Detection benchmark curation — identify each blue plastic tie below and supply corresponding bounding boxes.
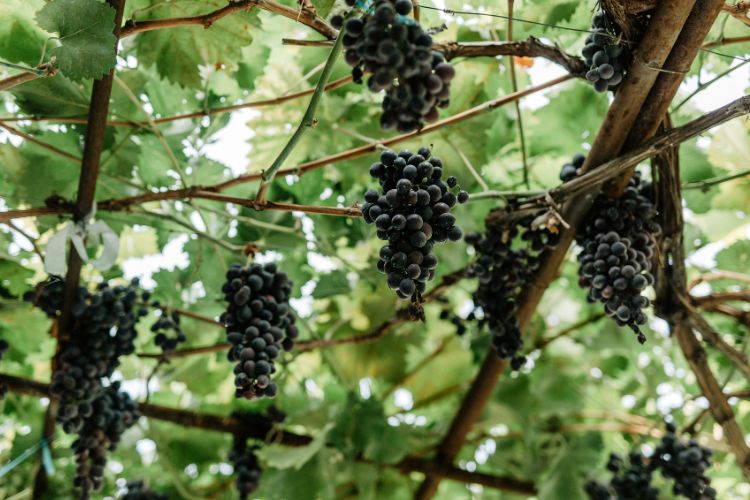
[0,440,44,477]
[41,438,55,475]
[0,436,56,478]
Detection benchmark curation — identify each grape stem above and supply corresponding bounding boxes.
[254,22,348,204]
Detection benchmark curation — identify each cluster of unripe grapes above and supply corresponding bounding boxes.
[586,423,716,499]
[465,213,560,369]
[332,0,455,131]
[0,339,7,399]
[27,278,145,497]
[122,480,168,499]
[569,159,660,343]
[363,147,468,302]
[73,383,140,498]
[583,11,627,92]
[220,263,297,399]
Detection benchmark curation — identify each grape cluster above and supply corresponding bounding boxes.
[149,307,186,354]
[28,279,145,433]
[652,423,716,499]
[582,11,627,92]
[229,438,262,499]
[220,263,297,399]
[573,166,660,343]
[465,214,560,369]
[363,147,468,302]
[585,453,656,500]
[333,0,455,132]
[586,423,716,500]
[72,383,140,498]
[121,480,168,500]
[0,339,8,400]
[27,278,146,497]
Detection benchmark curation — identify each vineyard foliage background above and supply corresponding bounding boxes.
[1,0,750,498]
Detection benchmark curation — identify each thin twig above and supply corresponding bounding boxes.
[0,63,55,92]
[504,0,530,188]
[0,75,355,127]
[121,0,337,39]
[255,24,347,203]
[689,270,750,289]
[2,221,44,259]
[682,166,750,191]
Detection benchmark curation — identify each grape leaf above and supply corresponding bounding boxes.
[35,0,117,81]
[0,0,47,64]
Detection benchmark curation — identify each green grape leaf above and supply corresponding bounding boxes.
[35,0,117,81]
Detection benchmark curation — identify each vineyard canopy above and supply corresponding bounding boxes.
[1,0,750,499]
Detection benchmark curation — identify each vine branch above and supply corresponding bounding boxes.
[255,25,347,203]
[0,372,534,494]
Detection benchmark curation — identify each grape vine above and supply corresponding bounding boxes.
[220,263,297,399]
[332,0,455,132]
[363,146,468,306]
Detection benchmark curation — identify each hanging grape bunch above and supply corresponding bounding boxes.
[585,423,716,500]
[331,0,455,132]
[26,278,146,497]
[362,146,468,304]
[147,302,186,354]
[586,452,658,500]
[0,339,8,400]
[27,279,146,434]
[73,383,140,498]
[220,263,297,399]
[582,10,628,92]
[465,211,561,369]
[570,158,660,343]
[122,480,168,500]
[229,438,262,500]
[651,423,716,499]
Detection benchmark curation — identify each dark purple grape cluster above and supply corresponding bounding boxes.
[229,438,262,499]
[573,164,660,343]
[72,383,140,499]
[363,147,468,301]
[220,263,297,399]
[0,339,8,399]
[26,278,146,496]
[332,0,455,132]
[465,213,560,369]
[27,279,145,433]
[149,307,186,354]
[464,184,574,364]
[122,480,168,500]
[652,423,716,499]
[582,11,627,92]
[586,423,716,500]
